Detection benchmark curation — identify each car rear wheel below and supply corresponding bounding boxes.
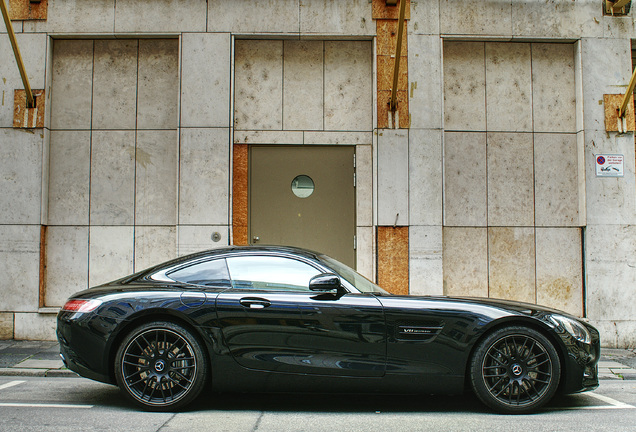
[114,321,209,411]
[470,326,560,414]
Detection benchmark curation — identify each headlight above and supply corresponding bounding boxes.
[548,315,591,344]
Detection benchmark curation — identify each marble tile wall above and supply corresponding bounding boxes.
[134,226,177,272]
[3,0,635,344]
[49,40,93,130]
[92,40,138,130]
[327,41,374,131]
[487,133,535,227]
[44,226,89,307]
[232,38,373,275]
[378,130,409,226]
[178,128,230,226]
[442,41,486,131]
[137,40,179,130]
[114,0,207,33]
[0,33,46,128]
[234,40,372,132]
[442,40,584,314]
[135,130,178,226]
[0,225,41,312]
[535,228,583,317]
[0,130,44,225]
[181,33,231,128]
[442,227,488,298]
[283,41,324,131]
[43,39,182,306]
[440,0,512,37]
[88,226,134,287]
[234,40,283,131]
[409,226,443,295]
[443,132,487,227]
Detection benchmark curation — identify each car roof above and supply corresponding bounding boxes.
[118,245,324,284]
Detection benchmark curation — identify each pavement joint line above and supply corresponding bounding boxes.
[0,380,25,391]
[0,402,93,409]
[587,392,636,409]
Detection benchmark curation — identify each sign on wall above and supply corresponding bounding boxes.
[595,154,624,177]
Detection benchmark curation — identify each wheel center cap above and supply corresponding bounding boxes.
[154,360,166,373]
[511,364,523,376]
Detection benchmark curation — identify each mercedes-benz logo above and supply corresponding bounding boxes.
[154,360,165,372]
[511,364,523,376]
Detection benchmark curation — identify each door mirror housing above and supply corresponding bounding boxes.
[309,273,342,292]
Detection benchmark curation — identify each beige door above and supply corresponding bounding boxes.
[249,146,356,267]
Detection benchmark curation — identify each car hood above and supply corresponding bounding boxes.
[377,293,574,320]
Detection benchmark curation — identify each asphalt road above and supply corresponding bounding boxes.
[0,377,635,431]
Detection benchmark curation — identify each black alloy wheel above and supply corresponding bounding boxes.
[114,321,209,411]
[470,326,561,414]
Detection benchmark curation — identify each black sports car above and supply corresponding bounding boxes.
[57,246,599,414]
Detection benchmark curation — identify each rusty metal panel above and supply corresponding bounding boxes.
[8,0,47,20]
[13,89,44,128]
[232,144,249,246]
[377,226,409,295]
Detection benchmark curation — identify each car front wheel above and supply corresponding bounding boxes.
[470,326,561,414]
[114,321,209,411]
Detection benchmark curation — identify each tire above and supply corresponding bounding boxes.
[470,326,561,414]
[114,321,209,411]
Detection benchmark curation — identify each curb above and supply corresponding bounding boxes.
[0,368,78,378]
[0,367,632,380]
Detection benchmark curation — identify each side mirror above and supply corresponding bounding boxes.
[309,273,341,292]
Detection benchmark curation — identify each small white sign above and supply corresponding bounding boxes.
[595,154,624,177]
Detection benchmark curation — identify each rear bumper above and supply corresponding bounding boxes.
[56,310,118,385]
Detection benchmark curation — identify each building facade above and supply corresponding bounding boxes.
[0,0,635,347]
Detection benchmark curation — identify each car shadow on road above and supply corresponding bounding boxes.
[80,382,600,414]
[189,391,488,414]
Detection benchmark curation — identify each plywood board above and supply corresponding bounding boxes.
[604,94,636,132]
[372,0,410,20]
[13,89,45,128]
[8,0,47,20]
[232,144,249,245]
[377,226,409,295]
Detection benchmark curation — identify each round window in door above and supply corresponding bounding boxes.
[291,175,314,198]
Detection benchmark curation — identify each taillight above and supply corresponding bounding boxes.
[61,299,102,313]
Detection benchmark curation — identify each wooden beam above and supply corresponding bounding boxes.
[389,0,407,114]
[619,66,636,118]
[0,0,35,108]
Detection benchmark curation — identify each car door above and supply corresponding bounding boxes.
[215,254,386,377]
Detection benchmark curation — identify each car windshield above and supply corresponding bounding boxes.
[318,254,389,294]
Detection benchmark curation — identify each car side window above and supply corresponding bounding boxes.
[167,258,231,287]
[225,256,321,292]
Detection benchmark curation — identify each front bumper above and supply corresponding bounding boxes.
[558,324,600,394]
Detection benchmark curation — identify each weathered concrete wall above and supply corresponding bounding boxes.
[0,1,634,347]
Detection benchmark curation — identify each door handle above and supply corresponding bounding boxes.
[239,298,271,309]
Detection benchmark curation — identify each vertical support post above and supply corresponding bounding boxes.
[0,0,35,108]
[619,66,636,118]
[389,0,407,116]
